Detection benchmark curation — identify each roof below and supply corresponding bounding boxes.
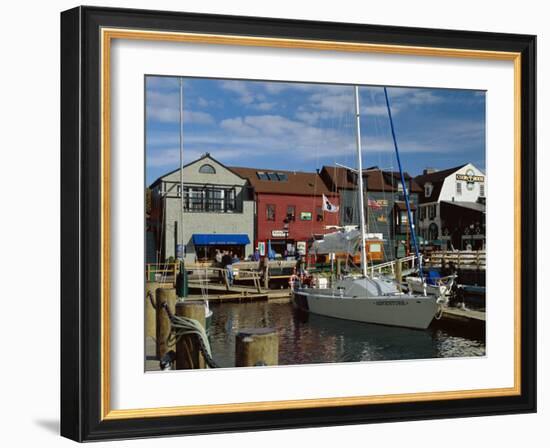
[440,200,486,213]
[230,167,333,196]
[149,153,247,188]
[414,164,467,203]
[320,166,421,193]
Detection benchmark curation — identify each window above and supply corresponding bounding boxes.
[266,204,276,221]
[256,171,289,181]
[344,207,353,224]
[199,164,216,174]
[276,172,289,181]
[456,181,462,194]
[419,206,425,220]
[428,204,436,219]
[286,205,296,221]
[480,183,485,197]
[183,186,237,213]
[316,207,324,222]
[425,183,433,198]
[428,223,439,240]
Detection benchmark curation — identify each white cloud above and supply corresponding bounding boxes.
[146,106,214,124]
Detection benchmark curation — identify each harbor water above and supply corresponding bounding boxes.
[208,301,486,368]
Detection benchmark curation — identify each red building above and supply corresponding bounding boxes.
[231,167,340,257]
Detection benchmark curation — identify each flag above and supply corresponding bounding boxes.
[368,198,382,210]
[322,194,339,213]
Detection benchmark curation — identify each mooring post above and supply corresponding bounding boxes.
[235,328,279,367]
[145,281,160,341]
[263,263,270,290]
[156,287,177,359]
[175,301,206,369]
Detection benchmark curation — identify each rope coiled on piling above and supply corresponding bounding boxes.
[162,302,220,369]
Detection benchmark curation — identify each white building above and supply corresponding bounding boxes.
[415,163,486,250]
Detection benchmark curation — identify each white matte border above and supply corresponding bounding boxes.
[110,37,515,410]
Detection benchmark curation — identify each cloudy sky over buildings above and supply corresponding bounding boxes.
[145,76,486,185]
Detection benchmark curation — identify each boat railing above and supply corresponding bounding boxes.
[368,254,420,277]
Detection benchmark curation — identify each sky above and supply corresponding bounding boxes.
[145,76,486,186]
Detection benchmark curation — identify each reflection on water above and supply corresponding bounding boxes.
[209,301,485,368]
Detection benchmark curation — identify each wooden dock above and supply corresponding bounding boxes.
[442,306,485,322]
[188,281,292,302]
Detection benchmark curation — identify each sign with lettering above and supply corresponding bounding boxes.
[456,170,484,183]
[272,230,288,238]
[300,212,312,221]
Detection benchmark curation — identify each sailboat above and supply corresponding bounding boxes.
[292,86,438,330]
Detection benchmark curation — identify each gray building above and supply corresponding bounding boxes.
[320,166,421,259]
[148,154,255,263]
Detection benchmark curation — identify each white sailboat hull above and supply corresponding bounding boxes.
[293,288,438,330]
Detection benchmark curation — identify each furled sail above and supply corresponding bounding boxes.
[311,229,361,255]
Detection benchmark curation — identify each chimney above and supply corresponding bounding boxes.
[423,167,438,175]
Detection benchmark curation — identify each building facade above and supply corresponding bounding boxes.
[231,167,340,258]
[320,166,421,259]
[149,154,255,263]
[414,163,486,250]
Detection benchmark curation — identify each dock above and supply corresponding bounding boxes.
[436,306,485,333]
[188,281,292,302]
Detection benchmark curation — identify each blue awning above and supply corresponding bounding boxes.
[192,234,250,246]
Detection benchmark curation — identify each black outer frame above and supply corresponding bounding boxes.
[60,6,536,442]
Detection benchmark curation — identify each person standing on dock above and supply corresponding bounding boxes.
[215,249,222,266]
[221,251,234,286]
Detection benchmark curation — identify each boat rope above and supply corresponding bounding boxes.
[434,303,444,320]
[146,290,156,309]
[162,303,219,369]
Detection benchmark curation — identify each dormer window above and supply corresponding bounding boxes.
[425,182,433,198]
[199,164,216,174]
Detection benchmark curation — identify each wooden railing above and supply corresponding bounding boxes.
[423,250,486,270]
[145,263,178,282]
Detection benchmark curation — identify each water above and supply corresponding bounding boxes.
[208,301,485,368]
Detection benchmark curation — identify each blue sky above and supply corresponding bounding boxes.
[145,76,485,186]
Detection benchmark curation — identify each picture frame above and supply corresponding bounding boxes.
[60,5,536,441]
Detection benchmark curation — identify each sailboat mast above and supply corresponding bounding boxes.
[383,87,424,281]
[179,78,184,259]
[354,86,368,278]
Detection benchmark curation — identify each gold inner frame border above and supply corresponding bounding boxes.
[99,27,522,421]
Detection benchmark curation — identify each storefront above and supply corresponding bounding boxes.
[191,233,251,261]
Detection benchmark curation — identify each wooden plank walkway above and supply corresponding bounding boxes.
[441,306,485,323]
[188,289,292,302]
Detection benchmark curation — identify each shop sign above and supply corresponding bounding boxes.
[272,230,288,238]
[300,212,312,221]
[456,169,484,183]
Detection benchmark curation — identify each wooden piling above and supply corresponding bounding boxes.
[175,301,206,369]
[155,287,176,359]
[235,328,279,367]
[145,281,160,340]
